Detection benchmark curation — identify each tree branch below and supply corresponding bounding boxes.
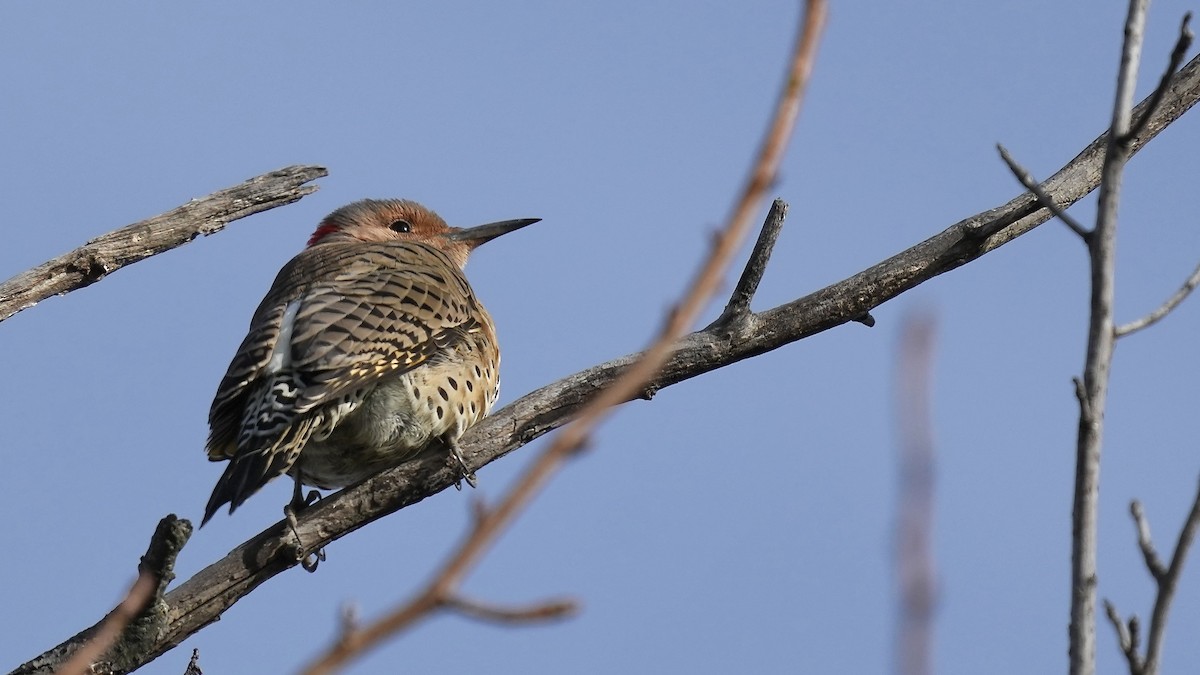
[712,198,788,325]
[996,144,1092,240]
[1132,500,1168,581]
[12,40,1200,675]
[1124,13,1194,143]
[1105,480,1200,675]
[0,165,327,324]
[1104,599,1143,674]
[1069,2,1150,673]
[442,595,579,626]
[1114,257,1200,337]
[1143,477,1200,673]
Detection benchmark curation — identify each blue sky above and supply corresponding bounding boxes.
[3,3,1200,674]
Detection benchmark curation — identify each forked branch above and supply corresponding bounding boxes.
[1105,478,1200,675]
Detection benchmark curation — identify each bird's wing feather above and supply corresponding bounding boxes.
[206,242,480,461]
[287,246,480,411]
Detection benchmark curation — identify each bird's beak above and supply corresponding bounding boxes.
[445,217,541,246]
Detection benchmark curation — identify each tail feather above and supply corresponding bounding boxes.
[201,415,318,526]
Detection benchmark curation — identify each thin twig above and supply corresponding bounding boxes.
[183,650,202,675]
[1124,13,1195,143]
[1103,600,1143,674]
[443,595,579,625]
[712,198,789,325]
[1114,257,1200,337]
[0,165,326,324]
[894,312,938,675]
[996,144,1092,240]
[1069,2,1149,673]
[1132,500,1167,580]
[18,44,1200,675]
[299,3,828,673]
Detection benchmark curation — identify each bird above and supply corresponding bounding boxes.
[201,198,538,526]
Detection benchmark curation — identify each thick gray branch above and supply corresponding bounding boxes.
[13,51,1200,675]
[0,165,327,323]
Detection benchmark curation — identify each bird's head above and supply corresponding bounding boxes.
[307,199,539,268]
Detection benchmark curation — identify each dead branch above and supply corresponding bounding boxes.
[1104,599,1142,673]
[1114,257,1200,337]
[12,36,1200,675]
[1141,478,1200,674]
[182,651,202,675]
[996,145,1091,240]
[1064,4,1191,673]
[1124,13,1194,143]
[713,198,788,324]
[1066,0,1146,657]
[0,165,326,324]
[1106,478,1200,675]
[1132,501,1169,581]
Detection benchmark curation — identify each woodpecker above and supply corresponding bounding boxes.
[202,199,538,525]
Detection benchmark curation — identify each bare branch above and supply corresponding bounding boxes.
[1132,500,1168,581]
[712,198,788,325]
[1142,475,1200,673]
[1111,479,1200,675]
[894,312,938,675]
[15,44,1200,675]
[1103,600,1143,674]
[1110,14,1198,342]
[1114,257,1200,337]
[298,4,830,672]
[0,165,326,324]
[443,595,579,625]
[1124,13,1194,143]
[182,650,201,675]
[1069,1,1150,672]
[996,144,1092,240]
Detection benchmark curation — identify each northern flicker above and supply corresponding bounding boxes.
[202,199,537,525]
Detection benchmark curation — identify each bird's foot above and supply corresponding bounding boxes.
[291,488,323,512]
[290,475,323,513]
[449,441,478,490]
[284,502,327,573]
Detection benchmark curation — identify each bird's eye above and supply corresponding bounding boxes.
[389,219,413,233]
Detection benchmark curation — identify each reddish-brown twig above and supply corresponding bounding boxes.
[894,312,938,675]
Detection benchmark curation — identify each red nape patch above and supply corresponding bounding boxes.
[307,222,340,247]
